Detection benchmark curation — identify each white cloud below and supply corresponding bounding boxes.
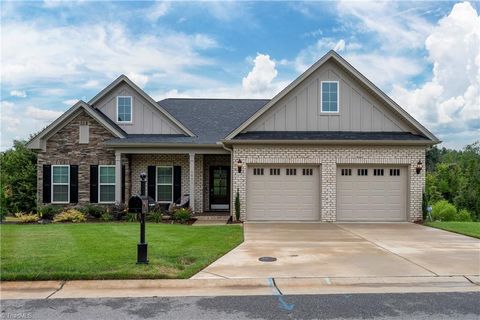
[333,39,345,52]
[10,90,27,98]
[25,106,63,121]
[392,2,480,139]
[242,54,279,97]
[1,21,216,87]
[0,101,21,133]
[43,0,86,8]
[294,38,347,72]
[82,80,101,89]
[63,99,79,106]
[126,72,149,88]
[146,1,170,21]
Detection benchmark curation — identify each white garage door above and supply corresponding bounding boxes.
[337,166,407,221]
[247,166,320,221]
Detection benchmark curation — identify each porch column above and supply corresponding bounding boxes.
[115,151,122,204]
[189,152,195,212]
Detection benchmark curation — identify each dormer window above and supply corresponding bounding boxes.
[117,96,132,123]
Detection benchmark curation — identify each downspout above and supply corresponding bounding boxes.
[221,142,234,220]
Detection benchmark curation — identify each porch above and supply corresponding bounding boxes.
[113,149,232,215]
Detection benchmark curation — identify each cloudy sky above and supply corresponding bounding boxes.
[1,1,479,150]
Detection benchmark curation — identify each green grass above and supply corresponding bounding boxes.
[0,223,243,281]
[425,221,480,239]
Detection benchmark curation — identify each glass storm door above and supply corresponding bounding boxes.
[209,166,230,210]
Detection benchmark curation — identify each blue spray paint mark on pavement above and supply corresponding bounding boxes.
[268,278,295,311]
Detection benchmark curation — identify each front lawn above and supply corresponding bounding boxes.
[425,221,480,239]
[0,223,243,281]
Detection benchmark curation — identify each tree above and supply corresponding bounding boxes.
[0,140,37,214]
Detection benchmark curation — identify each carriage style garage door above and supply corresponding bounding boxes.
[247,166,320,221]
[337,165,407,221]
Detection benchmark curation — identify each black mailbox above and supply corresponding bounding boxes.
[128,195,144,214]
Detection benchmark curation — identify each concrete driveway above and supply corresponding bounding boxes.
[192,223,480,279]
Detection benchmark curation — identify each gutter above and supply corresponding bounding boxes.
[221,139,438,146]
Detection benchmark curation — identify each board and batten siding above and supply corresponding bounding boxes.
[92,82,184,135]
[246,60,417,133]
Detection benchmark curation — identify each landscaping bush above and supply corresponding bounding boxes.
[108,203,127,221]
[37,205,61,220]
[235,189,241,221]
[53,209,87,223]
[125,212,138,222]
[15,212,39,223]
[0,210,5,222]
[173,208,192,224]
[101,212,112,222]
[456,209,473,222]
[431,200,457,221]
[148,209,162,223]
[80,204,105,219]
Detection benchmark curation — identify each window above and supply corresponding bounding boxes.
[117,96,132,122]
[157,166,173,203]
[341,168,352,176]
[286,168,297,176]
[321,81,339,113]
[390,169,401,176]
[374,169,384,176]
[270,168,280,176]
[52,165,69,203]
[99,165,116,203]
[357,169,368,176]
[303,168,313,176]
[253,168,264,175]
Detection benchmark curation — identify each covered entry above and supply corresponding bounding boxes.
[246,165,320,221]
[337,165,407,221]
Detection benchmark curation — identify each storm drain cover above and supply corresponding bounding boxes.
[258,256,277,262]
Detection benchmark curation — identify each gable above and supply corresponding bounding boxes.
[91,82,186,135]
[227,51,439,143]
[246,59,416,133]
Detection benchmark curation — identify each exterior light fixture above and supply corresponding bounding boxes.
[416,161,423,174]
[236,159,243,173]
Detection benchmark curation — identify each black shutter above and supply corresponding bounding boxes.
[70,165,78,203]
[173,166,181,203]
[121,165,126,204]
[147,166,156,199]
[90,165,98,203]
[43,165,51,203]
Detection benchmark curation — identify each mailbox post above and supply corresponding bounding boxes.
[128,172,149,264]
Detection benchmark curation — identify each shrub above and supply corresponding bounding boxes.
[108,204,127,221]
[431,200,457,221]
[148,209,162,223]
[456,209,473,222]
[101,211,112,222]
[37,205,61,220]
[15,212,39,223]
[80,204,105,219]
[53,209,87,223]
[0,210,5,222]
[125,212,138,222]
[173,207,192,224]
[235,189,241,221]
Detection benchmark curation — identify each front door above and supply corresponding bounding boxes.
[209,166,230,210]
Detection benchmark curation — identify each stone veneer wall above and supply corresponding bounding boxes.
[203,155,231,211]
[37,110,130,205]
[130,154,204,213]
[232,144,425,222]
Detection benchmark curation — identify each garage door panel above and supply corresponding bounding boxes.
[247,166,320,221]
[337,165,407,222]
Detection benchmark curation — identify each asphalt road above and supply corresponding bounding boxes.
[1,292,479,320]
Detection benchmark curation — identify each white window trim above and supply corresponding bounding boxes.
[116,96,133,124]
[98,165,116,204]
[320,80,340,113]
[51,164,70,204]
[156,166,173,203]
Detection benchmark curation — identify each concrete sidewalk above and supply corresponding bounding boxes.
[1,276,479,300]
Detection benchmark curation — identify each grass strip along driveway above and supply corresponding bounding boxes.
[0,223,243,281]
[425,222,480,239]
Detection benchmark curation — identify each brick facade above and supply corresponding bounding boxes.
[36,110,130,205]
[130,154,204,213]
[231,144,425,222]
